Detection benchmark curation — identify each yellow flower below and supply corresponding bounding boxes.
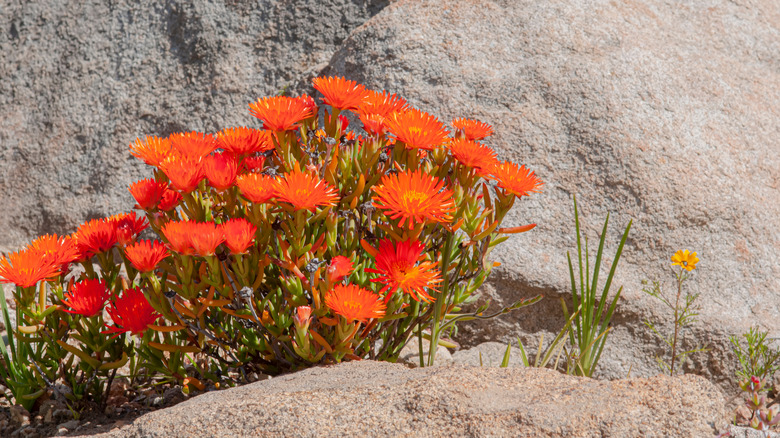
[671,250,698,271]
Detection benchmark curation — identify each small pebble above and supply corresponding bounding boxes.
[58,419,79,430]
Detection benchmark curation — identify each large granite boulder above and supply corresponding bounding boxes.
[323,0,780,385]
[85,360,728,438]
[1,0,778,390]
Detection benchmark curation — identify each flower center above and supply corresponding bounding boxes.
[343,300,361,312]
[401,191,426,211]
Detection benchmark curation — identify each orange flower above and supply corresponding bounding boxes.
[129,136,171,168]
[241,155,267,174]
[372,169,455,228]
[124,240,169,273]
[28,234,80,273]
[452,118,494,141]
[273,168,339,212]
[160,154,205,193]
[217,127,275,156]
[169,131,217,161]
[448,138,499,174]
[161,221,195,255]
[220,218,257,254]
[360,89,408,117]
[104,287,161,337]
[489,161,543,198]
[386,109,450,150]
[249,95,316,132]
[0,249,61,288]
[327,255,354,283]
[325,284,386,323]
[109,212,149,247]
[293,305,312,328]
[359,112,390,137]
[189,222,225,256]
[204,152,239,191]
[75,218,117,257]
[129,179,169,210]
[236,173,277,204]
[62,279,110,317]
[366,239,441,303]
[312,76,368,111]
[158,188,182,211]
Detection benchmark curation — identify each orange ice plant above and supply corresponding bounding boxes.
[386,109,450,150]
[204,152,239,191]
[490,161,543,198]
[160,154,205,193]
[452,118,494,141]
[169,131,217,161]
[161,221,196,255]
[129,136,171,168]
[325,284,386,323]
[103,287,161,337]
[189,222,225,256]
[273,167,339,212]
[327,255,354,283]
[313,76,368,111]
[0,248,61,289]
[75,218,117,257]
[129,179,169,210]
[249,95,316,132]
[124,240,169,273]
[366,239,441,303]
[236,173,277,204]
[372,169,455,229]
[221,218,257,254]
[217,127,274,156]
[61,279,110,317]
[28,234,80,273]
[447,138,499,175]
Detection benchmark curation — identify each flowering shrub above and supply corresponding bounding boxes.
[0,77,543,408]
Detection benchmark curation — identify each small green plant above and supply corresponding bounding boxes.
[739,376,780,432]
[513,302,579,370]
[0,287,48,411]
[730,327,780,382]
[643,249,709,375]
[562,195,632,377]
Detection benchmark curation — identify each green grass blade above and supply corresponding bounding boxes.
[516,337,530,367]
[565,254,580,347]
[596,219,632,320]
[596,286,623,346]
[583,235,592,345]
[501,343,511,368]
[573,195,585,324]
[589,212,610,319]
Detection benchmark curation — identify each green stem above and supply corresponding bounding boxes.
[427,232,454,366]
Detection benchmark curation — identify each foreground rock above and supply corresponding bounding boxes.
[86,360,726,438]
[324,0,780,385]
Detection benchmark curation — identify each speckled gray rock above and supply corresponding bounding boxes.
[728,426,780,438]
[84,360,727,438]
[452,341,525,368]
[323,0,780,387]
[0,0,388,252]
[2,0,778,395]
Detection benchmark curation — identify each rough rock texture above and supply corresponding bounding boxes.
[0,0,388,252]
[323,0,780,385]
[1,0,778,393]
[84,360,727,438]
